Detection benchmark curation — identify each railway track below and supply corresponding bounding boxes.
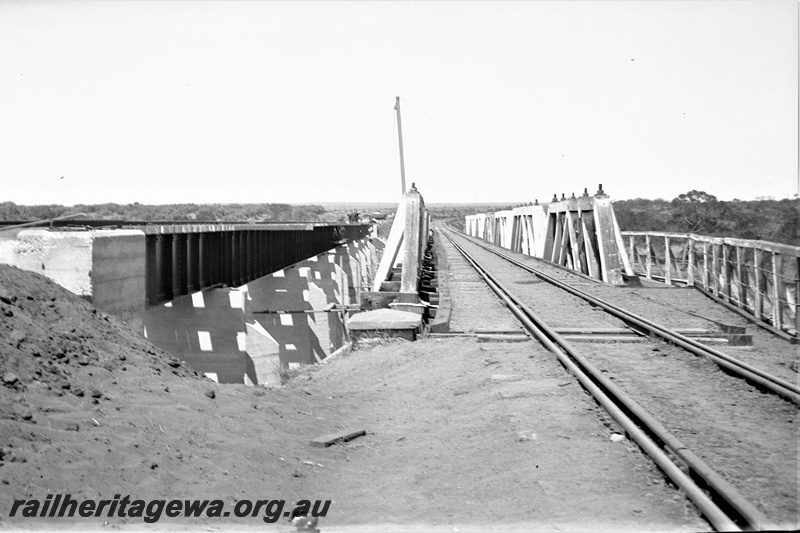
[439,226,799,531]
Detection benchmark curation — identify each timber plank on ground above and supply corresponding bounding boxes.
[310,429,367,448]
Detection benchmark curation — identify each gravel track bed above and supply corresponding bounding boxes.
[445,229,800,528]
[456,232,800,384]
[435,230,524,333]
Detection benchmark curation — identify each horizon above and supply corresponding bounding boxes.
[2,194,796,211]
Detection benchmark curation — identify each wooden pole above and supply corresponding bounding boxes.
[771,252,782,329]
[394,97,407,196]
[722,243,731,303]
[795,256,799,334]
[735,246,744,309]
[754,246,763,320]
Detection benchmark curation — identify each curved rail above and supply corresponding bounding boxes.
[442,228,778,532]
[453,228,800,405]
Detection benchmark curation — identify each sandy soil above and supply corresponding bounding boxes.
[0,263,708,532]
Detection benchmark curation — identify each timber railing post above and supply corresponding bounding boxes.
[629,235,635,270]
[754,246,763,320]
[795,256,800,334]
[664,235,672,285]
[687,238,695,286]
[712,242,720,296]
[771,252,782,329]
[722,243,731,303]
[735,245,744,309]
[645,234,652,279]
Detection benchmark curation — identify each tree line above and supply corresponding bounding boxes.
[427,191,798,247]
[0,202,330,223]
[1,192,796,246]
[613,191,798,246]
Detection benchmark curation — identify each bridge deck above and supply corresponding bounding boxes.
[439,228,799,527]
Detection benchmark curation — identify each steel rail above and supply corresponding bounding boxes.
[442,229,775,531]
[457,231,800,405]
[447,229,788,531]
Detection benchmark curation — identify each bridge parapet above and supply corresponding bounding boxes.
[623,231,799,339]
[465,185,631,285]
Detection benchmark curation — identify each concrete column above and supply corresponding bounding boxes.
[400,186,424,301]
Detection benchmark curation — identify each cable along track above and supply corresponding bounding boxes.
[441,228,799,531]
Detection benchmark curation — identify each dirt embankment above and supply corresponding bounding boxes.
[0,263,707,532]
[0,264,324,530]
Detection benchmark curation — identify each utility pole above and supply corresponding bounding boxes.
[394,96,407,196]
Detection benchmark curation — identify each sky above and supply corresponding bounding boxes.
[1,0,797,206]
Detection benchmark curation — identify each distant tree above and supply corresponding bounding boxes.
[614,198,671,232]
[194,207,216,221]
[670,190,725,234]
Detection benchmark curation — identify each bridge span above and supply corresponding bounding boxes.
[461,186,798,341]
[0,220,371,317]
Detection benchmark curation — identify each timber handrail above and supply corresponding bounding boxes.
[621,230,799,338]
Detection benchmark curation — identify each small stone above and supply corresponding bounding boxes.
[3,372,19,386]
[65,423,79,431]
[0,288,13,304]
[28,344,42,357]
[3,308,13,317]
[150,462,158,469]
[517,430,537,442]
[610,433,625,442]
[9,330,26,346]
[204,390,216,399]
[77,355,90,366]
[90,388,103,399]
